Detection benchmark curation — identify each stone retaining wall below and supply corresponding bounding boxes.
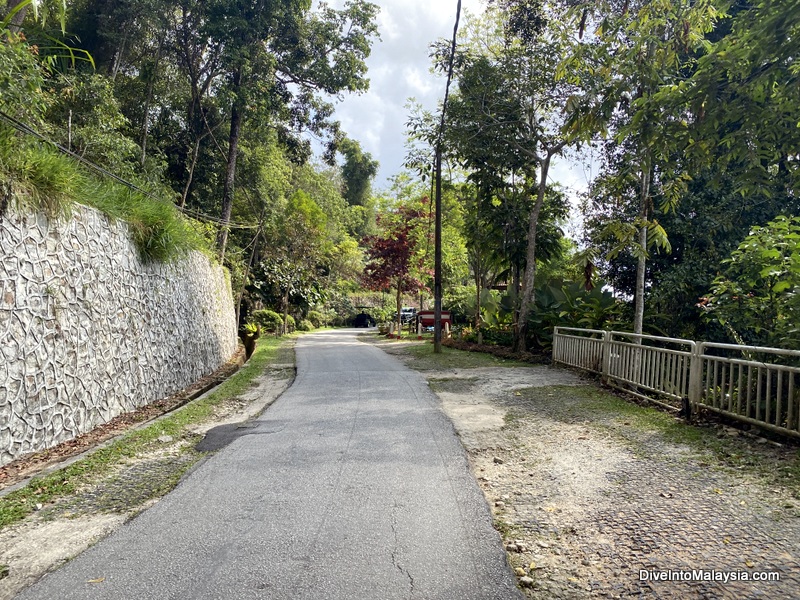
[0,205,238,466]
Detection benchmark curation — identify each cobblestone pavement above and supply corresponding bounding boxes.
[426,372,800,600]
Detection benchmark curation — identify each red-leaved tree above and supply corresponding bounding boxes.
[362,200,430,335]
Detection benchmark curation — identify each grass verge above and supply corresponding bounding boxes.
[0,336,291,531]
[380,336,532,371]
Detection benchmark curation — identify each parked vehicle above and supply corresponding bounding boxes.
[393,307,417,324]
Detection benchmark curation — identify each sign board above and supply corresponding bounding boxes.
[416,310,451,327]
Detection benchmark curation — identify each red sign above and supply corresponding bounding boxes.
[416,311,451,327]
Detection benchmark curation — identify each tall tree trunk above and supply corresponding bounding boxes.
[473,258,482,326]
[511,262,521,344]
[235,227,261,326]
[633,159,652,336]
[4,0,28,31]
[110,32,129,81]
[633,228,648,335]
[180,135,203,208]
[140,35,165,167]
[216,67,243,261]
[516,153,554,353]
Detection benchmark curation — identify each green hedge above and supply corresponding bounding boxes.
[252,309,283,333]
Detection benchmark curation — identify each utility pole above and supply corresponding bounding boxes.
[433,0,461,354]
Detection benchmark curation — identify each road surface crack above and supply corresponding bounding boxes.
[391,501,415,598]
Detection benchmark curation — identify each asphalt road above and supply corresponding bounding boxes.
[17,330,522,600]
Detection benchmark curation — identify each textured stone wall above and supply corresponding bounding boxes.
[0,205,238,466]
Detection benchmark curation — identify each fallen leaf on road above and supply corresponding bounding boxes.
[660,492,673,499]
[87,577,105,584]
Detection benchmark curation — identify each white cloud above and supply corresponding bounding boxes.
[311,0,485,188]
[316,0,595,200]
[403,66,434,95]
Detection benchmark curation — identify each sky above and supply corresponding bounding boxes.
[318,0,597,224]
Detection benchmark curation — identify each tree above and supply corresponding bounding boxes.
[561,0,725,335]
[668,0,800,195]
[289,161,366,292]
[337,136,379,237]
[702,216,800,350]
[255,190,328,333]
[584,163,800,340]
[362,200,429,336]
[339,137,378,207]
[199,0,379,260]
[435,3,578,351]
[2,0,66,32]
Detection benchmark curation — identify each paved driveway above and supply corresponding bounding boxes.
[18,330,521,600]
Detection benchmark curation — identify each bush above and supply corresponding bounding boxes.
[703,215,800,349]
[297,318,315,332]
[527,279,622,349]
[306,310,326,328]
[370,307,391,323]
[252,309,283,333]
[285,315,296,333]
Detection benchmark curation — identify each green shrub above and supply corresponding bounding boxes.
[527,279,622,349]
[285,315,296,333]
[0,31,49,124]
[703,215,800,349]
[252,309,283,333]
[297,318,315,332]
[370,307,391,323]
[306,310,326,328]
[44,73,140,179]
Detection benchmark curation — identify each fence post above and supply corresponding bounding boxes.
[601,330,610,385]
[688,342,703,408]
[553,327,560,364]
